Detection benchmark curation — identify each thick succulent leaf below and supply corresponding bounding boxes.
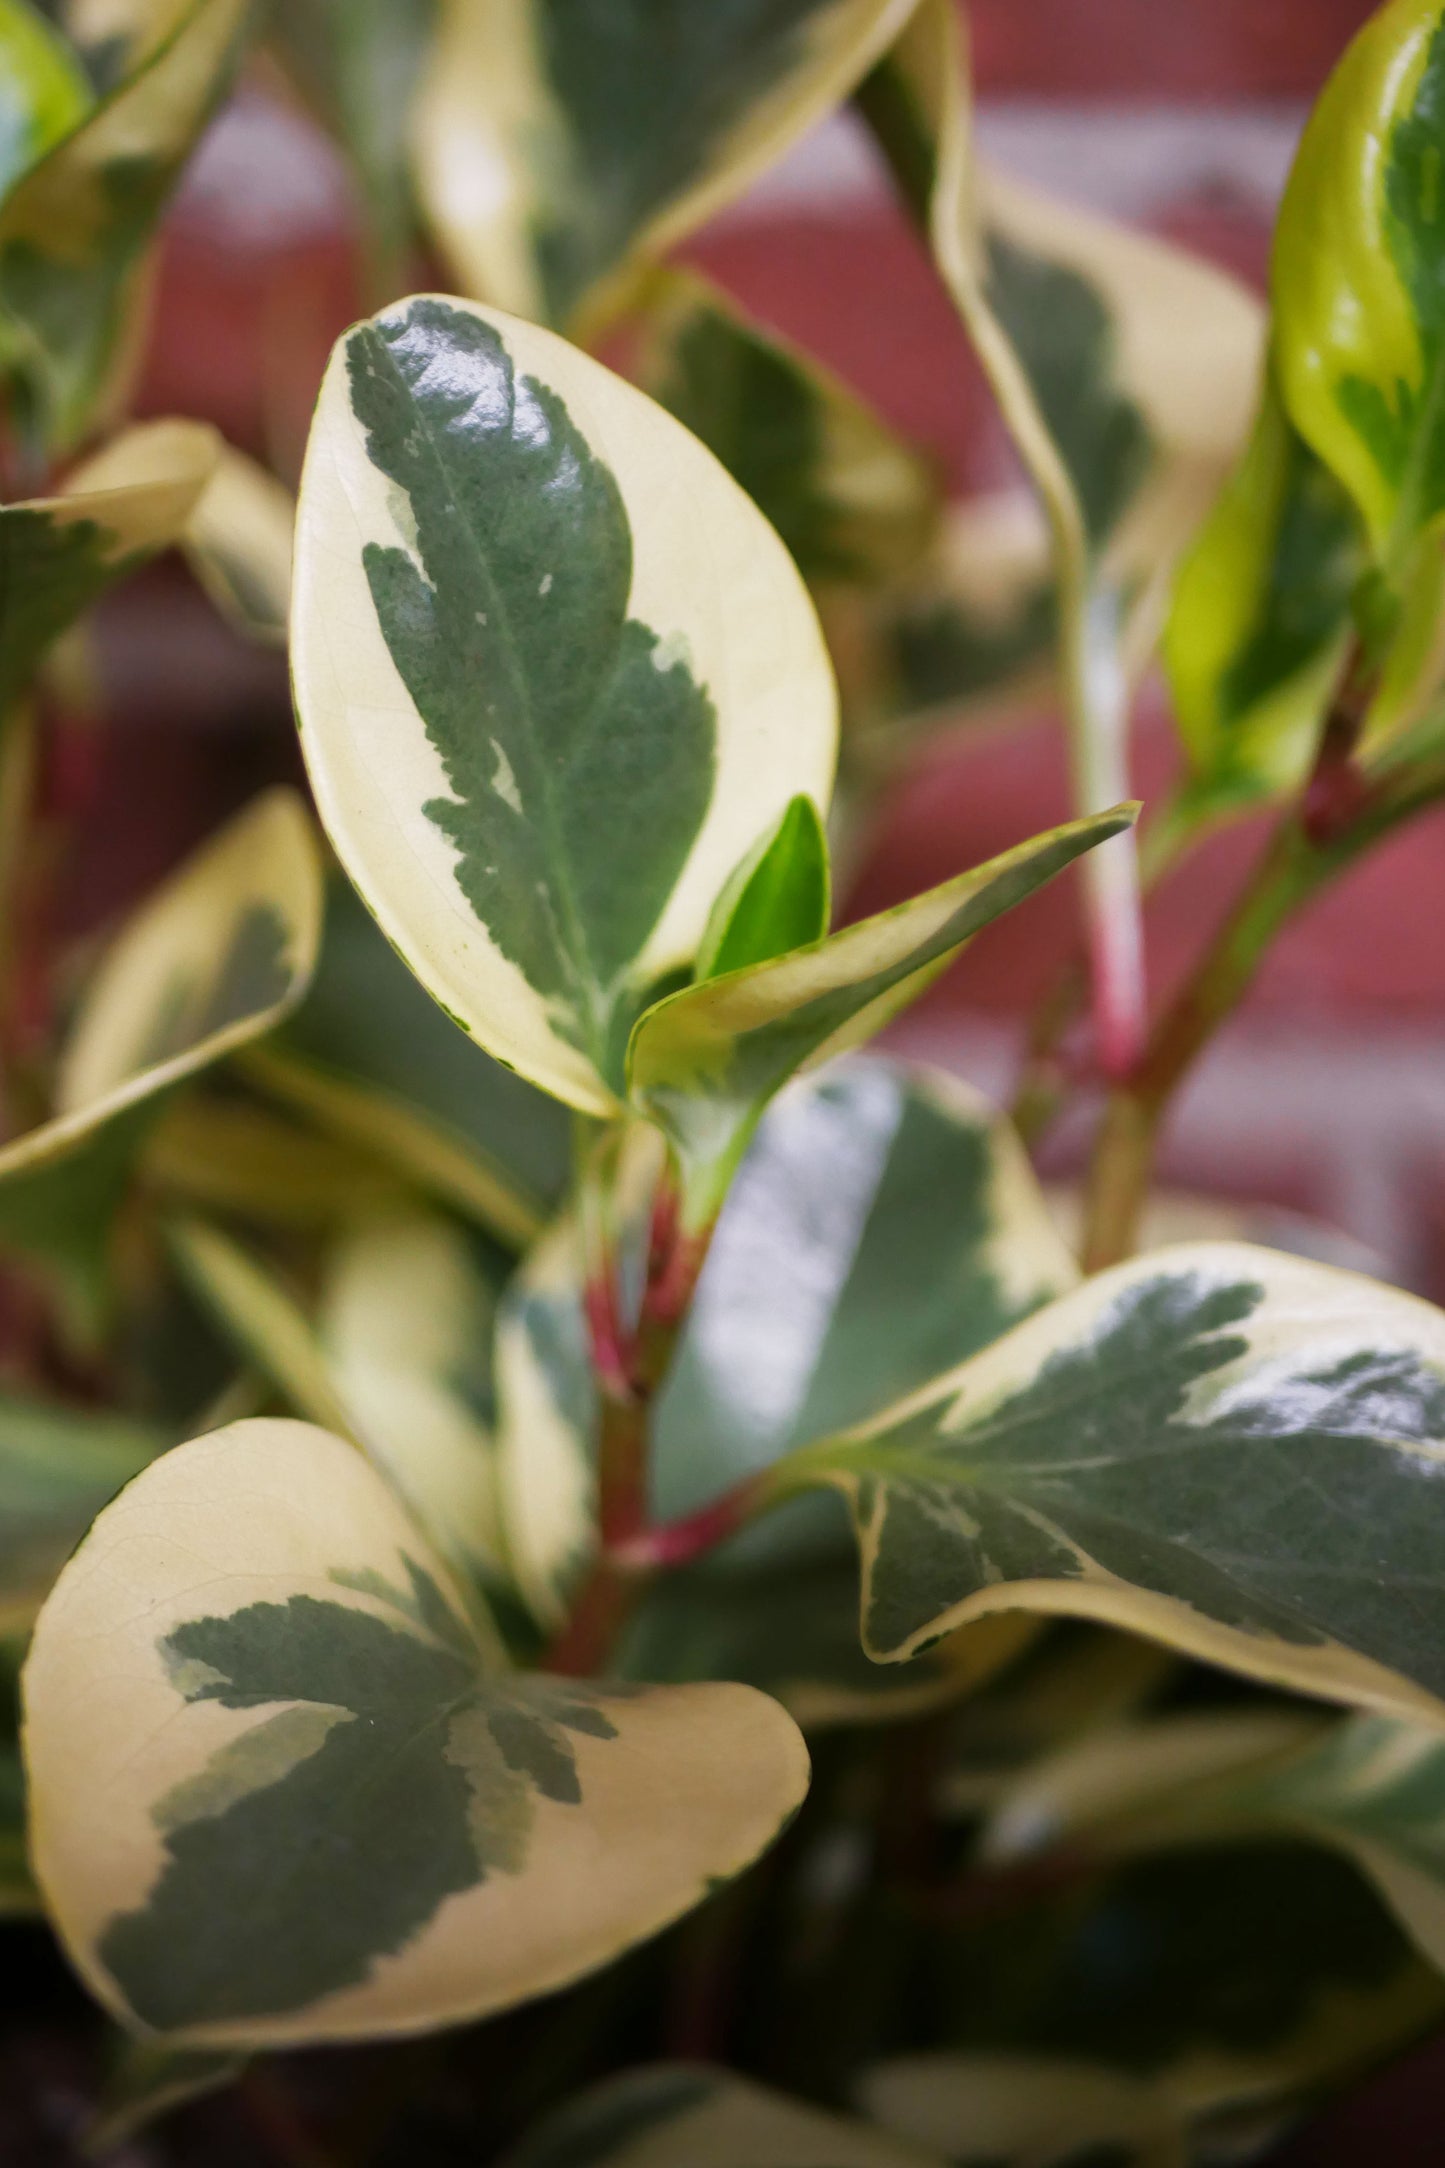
[269,0,435,278]
[694,793,830,985]
[632,265,939,586]
[499,1057,1078,1619]
[413,0,925,331]
[0,0,91,199]
[181,441,293,647]
[775,1240,1445,1722]
[0,416,220,715]
[0,0,250,453]
[22,1417,810,2045]
[861,2053,1185,2168]
[319,1208,504,1581]
[0,789,321,1336]
[502,2065,943,2168]
[251,876,570,1250]
[0,1389,161,1631]
[1163,365,1363,824]
[1273,0,1445,565]
[628,805,1133,1225]
[292,292,836,1115]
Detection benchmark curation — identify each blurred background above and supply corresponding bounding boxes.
[21,4,1445,2163]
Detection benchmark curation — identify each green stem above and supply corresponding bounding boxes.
[1081,751,1445,1270]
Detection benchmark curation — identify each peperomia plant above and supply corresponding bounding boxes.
[5,1,1445,2162]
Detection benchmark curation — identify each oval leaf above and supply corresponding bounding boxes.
[413,0,925,330]
[22,1417,810,2045]
[0,788,322,1337]
[775,1241,1445,1723]
[694,793,830,984]
[292,292,837,1114]
[628,805,1134,1226]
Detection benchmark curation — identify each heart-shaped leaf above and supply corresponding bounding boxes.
[0,788,322,1337]
[22,1417,810,2045]
[632,265,940,588]
[774,1241,1445,1724]
[628,805,1133,1227]
[0,0,250,452]
[0,0,91,200]
[0,417,220,716]
[412,0,925,331]
[292,293,836,1114]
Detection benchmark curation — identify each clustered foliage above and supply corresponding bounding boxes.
[3,1,1445,2162]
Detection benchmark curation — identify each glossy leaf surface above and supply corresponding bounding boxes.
[0,0,249,451]
[0,789,321,1335]
[629,805,1133,1223]
[777,1242,1445,1722]
[293,293,836,1114]
[414,0,924,330]
[23,1418,810,2045]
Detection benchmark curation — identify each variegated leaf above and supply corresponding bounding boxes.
[502,2065,943,2168]
[168,1208,506,1584]
[0,416,220,715]
[1274,0,1445,570]
[144,1091,406,1228]
[181,441,293,647]
[0,0,90,200]
[247,876,571,1251]
[0,1389,161,1631]
[631,265,939,587]
[0,0,250,452]
[861,2053,1185,2168]
[628,805,1133,1227]
[0,788,321,1337]
[861,0,1260,1039]
[1162,363,1363,828]
[499,1057,1078,1624]
[880,492,1056,738]
[292,293,836,1115]
[412,0,925,332]
[22,1417,810,2045]
[773,1241,1445,1723]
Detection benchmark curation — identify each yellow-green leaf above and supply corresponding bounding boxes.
[0,0,251,452]
[776,1240,1445,1723]
[0,788,321,1338]
[629,805,1133,1226]
[181,441,293,647]
[412,0,926,332]
[0,415,220,714]
[0,0,91,200]
[22,1417,810,2044]
[631,264,940,587]
[292,292,837,1115]
[167,1214,357,1438]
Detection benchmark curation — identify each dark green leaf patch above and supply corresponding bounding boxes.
[346,298,716,1088]
[98,1554,625,2030]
